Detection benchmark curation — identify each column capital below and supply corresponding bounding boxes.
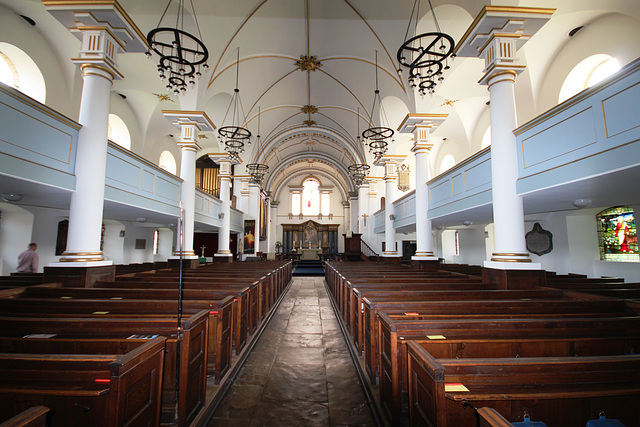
[374,155,406,181]
[45,0,148,79]
[163,111,215,150]
[454,5,554,85]
[208,152,240,176]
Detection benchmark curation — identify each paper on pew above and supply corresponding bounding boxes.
[127,334,159,339]
[445,383,469,392]
[23,334,57,339]
[427,334,447,339]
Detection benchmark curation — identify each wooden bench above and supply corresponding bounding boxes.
[0,311,209,427]
[406,341,640,427]
[20,284,250,355]
[0,406,49,427]
[0,296,233,385]
[377,312,640,422]
[0,337,165,427]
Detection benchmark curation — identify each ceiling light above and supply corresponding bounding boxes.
[1,193,22,202]
[572,198,592,208]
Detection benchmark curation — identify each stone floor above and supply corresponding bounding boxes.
[207,276,376,427]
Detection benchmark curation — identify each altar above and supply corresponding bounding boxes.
[300,248,322,260]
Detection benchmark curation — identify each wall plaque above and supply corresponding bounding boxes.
[525,222,553,256]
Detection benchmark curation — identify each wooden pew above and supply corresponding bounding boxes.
[0,406,49,427]
[477,407,519,427]
[0,311,209,427]
[377,312,640,422]
[0,337,166,427]
[406,341,640,427]
[20,284,250,355]
[0,296,233,386]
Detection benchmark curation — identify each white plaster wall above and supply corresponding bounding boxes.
[102,220,125,265]
[122,224,156,264]
[0,203,34,274]
[154,228,174,261]
[456,227,487,265]
[28,206,67,269]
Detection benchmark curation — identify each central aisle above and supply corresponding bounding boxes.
[207,276,375,426]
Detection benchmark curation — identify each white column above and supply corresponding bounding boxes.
[249,183,261,256]
[264,194,272,254]
[217,175,232,256]
[349,193,358,235]
[208,155,235,260]
[384,174,397,256]
[177,138,198,258]
[486,71,530,265]
[270,201,280,253]
[357,183,369,234]
[342,201,350,236]
[162,112,215,260]
[44,0,147,267]
[59,65,114,264]
[454,6,553,270]
[399,115,447,261]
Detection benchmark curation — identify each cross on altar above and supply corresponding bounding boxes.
[200,245,206,258]
[362,214,368,226]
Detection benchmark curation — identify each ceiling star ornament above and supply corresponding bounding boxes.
[303,119,316,126]
[295,55,322,72]
[153,93,175,102]
[441,99,460,107]
[363,51,393,159]
[301,105,318,114]
[397,0,455,97]
[146,0,209,95]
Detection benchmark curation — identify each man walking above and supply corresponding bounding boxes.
[17,243,39,273]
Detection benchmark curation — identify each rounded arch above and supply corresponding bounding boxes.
[159,150,177,175]
[559,54,620,103]
[0,42,45,103]
[107,114,131,150]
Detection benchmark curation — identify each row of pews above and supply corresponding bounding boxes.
[324,261,640,427]
[0,260,292,427]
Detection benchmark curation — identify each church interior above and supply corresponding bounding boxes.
[0,0,640,426]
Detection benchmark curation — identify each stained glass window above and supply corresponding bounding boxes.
[302,179,320,216]
[597,206,638,262]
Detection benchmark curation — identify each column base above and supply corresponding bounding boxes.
[167,256,200,269]
[382,256,402,264]
[214,253,233,263]
[43,265,116,288]
[482,263,546,290]
[411,258,440,271]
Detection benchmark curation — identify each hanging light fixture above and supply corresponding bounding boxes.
[362,51,393,159]
[146,0,209,95]
[349,107,370,186]
[219,48,251,161]
[397,0,455,96]
[246,107,269,185]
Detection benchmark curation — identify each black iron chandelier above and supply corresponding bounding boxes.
[362,51,393,159]
[246,107,269,185]
[219,48,251,161]
[397,0,455,96]
[350,107,370,186]
[146,0,209,95]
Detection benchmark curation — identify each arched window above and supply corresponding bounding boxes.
[0,43,46,103]
[302,179,320,216]
[439,154,456,174]
[597,206,638,262]
[291,193,301,216]
[107,114,131,150]
[559,54,621,103]
[159,150,177,175]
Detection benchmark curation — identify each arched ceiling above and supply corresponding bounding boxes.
[4,0,640,205]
